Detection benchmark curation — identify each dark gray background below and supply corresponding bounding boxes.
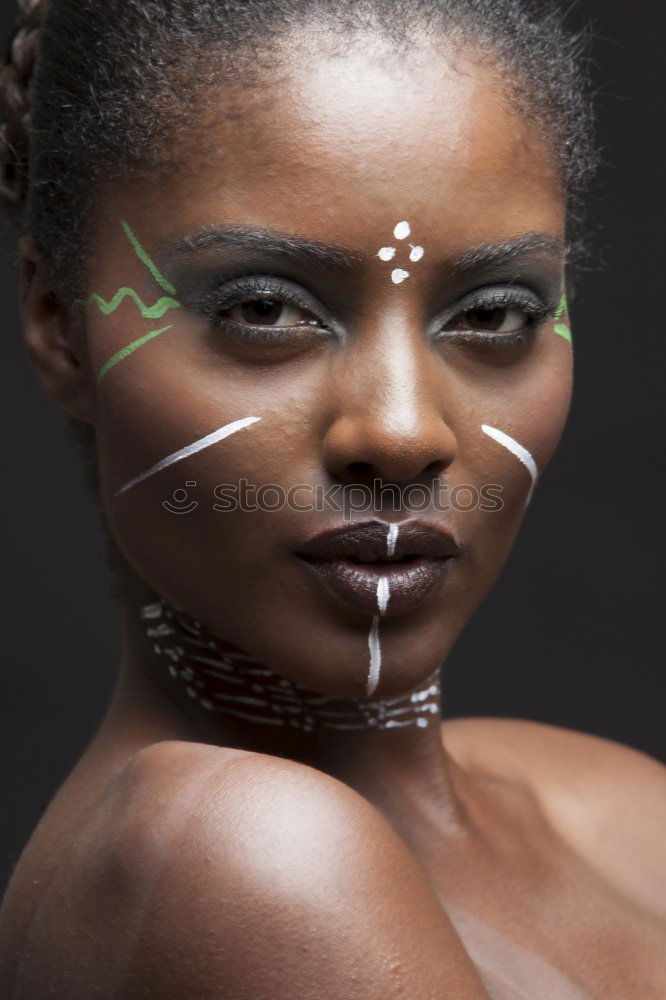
[1,2,664,894]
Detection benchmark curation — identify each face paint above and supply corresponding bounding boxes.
[386,523,399,558]
[88,220,181,320]
[366,616,382,696]
[119,220,177,297]
[481,423,538,504]
[553,289,572,343]
[89,221,182,379]
[116,415,261,496]
[88,287,180,321]
[97,324,173,382]
[142,599,441,730]
[376,220,425,284]
[377,576,390,616]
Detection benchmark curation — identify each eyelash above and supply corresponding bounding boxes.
[204,276,553,347]
[433,286,552,348]
[206,275,331,344]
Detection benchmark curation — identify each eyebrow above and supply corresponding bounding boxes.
[170,226,366,271]
[450,233,566,273]
[169,226,564,276]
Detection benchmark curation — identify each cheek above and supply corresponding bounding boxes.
[510,341,573,472]
[464,334,572,481]
[438,340,572,616]
[92,350,323,612]
[456,338,573,558]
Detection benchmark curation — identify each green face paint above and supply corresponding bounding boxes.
[88,220,181,319]
[88,287,180,320]
[119,220,176,296]
[89,221,182,379]
[554,289,572,343]
[97,324,173,382]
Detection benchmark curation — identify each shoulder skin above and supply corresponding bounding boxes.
[443,717,666,918]
[32,740,490,1000]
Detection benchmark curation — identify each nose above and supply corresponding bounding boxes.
[322,323,457,487]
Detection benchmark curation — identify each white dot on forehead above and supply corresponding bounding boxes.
[409,245,424,262]
[391,268,410,284]
[377,246,396,261]
[394,221,411,240]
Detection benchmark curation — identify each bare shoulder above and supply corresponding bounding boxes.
[442,717,666,914]
[74,740,487,1000]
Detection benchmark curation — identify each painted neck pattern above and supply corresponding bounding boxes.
[141,598,441,734]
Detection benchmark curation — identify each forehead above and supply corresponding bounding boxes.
[104,32,563,251]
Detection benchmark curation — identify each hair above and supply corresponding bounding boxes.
[1,0,597,289]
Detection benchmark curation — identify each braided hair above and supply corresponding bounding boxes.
[0,0,44,227]
[0,0,597,289]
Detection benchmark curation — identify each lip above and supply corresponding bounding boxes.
[296,519,459,617]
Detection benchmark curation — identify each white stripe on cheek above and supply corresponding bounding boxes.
[481,423,538,504]
[116,415,261,496]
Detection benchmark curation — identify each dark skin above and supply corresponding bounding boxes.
[1,33,665,1000]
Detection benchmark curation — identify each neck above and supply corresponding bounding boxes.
[109,583,466,847]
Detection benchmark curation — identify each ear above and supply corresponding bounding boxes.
[18,235,96,423]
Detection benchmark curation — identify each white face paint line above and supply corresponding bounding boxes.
[200,669,244,686]
[394,220,411,240]
[377,246,396,261]
[367,615,381,696]
[188,652,235,672]
[376,576,390,616]
[116,415,261,496]
[386,523,399,557]
[140,603,164,620]
[145,622,175,638]
[481,423,538,504]
[391,268,410,284]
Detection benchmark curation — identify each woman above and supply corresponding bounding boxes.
[0,0,664,996]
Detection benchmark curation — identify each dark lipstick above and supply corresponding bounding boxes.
[296,519,459,617]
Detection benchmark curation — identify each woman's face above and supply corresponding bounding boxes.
[85,34,571,699]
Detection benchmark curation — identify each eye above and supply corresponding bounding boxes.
[223,297,321,329]
[434,285,550,347]
[451,304,533,335]
[206,275,332,344]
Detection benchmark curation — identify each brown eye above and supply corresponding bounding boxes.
[225,299,318,328]
[458,305,529,334]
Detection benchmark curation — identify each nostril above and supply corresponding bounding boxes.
[423,460,443,478]
[346,461,375,480]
